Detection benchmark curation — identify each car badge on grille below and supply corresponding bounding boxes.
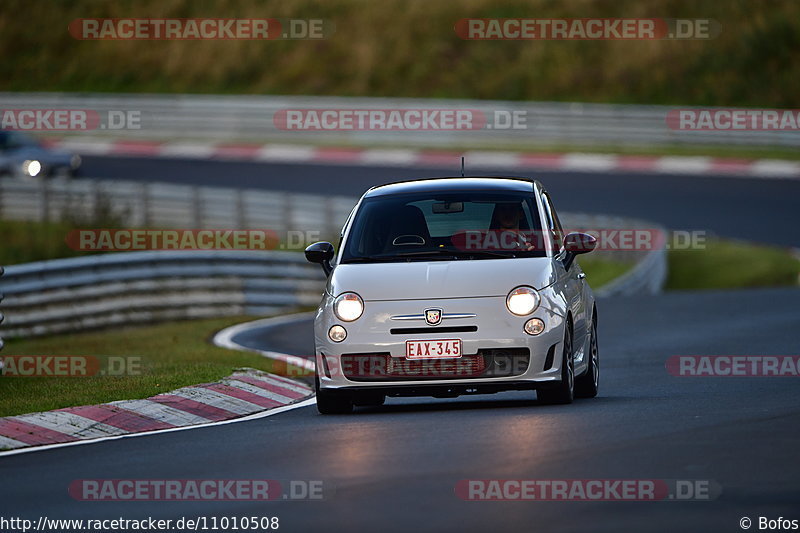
[424,308,442,326]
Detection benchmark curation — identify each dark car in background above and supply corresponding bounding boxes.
[0,131,81,178]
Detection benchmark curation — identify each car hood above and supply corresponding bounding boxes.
[328,258,557,300]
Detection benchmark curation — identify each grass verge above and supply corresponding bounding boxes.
[0,315,309,417]
[1,0,797,108]
[0,218,332,266]
[0,219,87,265]
[578,258,633,289]
[667,239,800,290]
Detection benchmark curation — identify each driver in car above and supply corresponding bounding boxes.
[490,202,539,251]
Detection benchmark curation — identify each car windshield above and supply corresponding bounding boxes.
[340,190,547,263]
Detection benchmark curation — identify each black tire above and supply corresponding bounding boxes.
[575,312,599,398]
[315,374,353,414]
[538,323,574,405]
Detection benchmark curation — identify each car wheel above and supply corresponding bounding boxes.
[575,313,599,398]
[538,323,574,405]
[315,374,353,414]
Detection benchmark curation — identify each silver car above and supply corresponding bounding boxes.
[305,177,599,414]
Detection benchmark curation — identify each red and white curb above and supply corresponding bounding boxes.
[44,138,800,179]
[0,368,312,452]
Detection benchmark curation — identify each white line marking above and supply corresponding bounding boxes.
[562,153,618,172]
[654,156,712,174]
[212,312,317,372]
[159,142,216,158]
[360,149,419,166]
[749,159,800,178]
[52,139,114,155]
[462,151,521,169]
[255,144,315,162]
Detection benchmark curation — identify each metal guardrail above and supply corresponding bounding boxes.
[595,247,667,297]
[566,213,668,297]
[0,177,355,234]
[1,93,795,149]
[0,251,326,338]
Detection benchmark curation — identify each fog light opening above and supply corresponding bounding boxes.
[328,325,347,342]
[524,318,545,336]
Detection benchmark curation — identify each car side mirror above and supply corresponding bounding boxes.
[305,241,334,275]
[562,232,596,270]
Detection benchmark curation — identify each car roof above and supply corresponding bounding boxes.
[363,177,541,198]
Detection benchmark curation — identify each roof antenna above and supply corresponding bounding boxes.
[461,156,465,177]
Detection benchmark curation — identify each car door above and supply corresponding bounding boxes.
[541,191,588,352]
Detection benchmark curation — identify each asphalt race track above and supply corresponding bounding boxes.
[80,155,800,246]
[2,288,798,532]
[1,158,798,532]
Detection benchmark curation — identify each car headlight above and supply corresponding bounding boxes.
[334,292,364,322]
[23,160,42,177]
[506,286,540,316]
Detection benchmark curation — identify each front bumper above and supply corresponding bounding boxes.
[314,295,567,394]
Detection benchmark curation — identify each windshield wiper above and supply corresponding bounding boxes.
[342,252,451,263]
[445,249,516,259]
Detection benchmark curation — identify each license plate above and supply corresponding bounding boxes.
[405,339,462,359]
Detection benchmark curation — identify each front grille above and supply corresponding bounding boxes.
[389,326,478,335]
[341,348,530,381]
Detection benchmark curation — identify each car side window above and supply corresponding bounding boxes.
[541,192,565,252]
